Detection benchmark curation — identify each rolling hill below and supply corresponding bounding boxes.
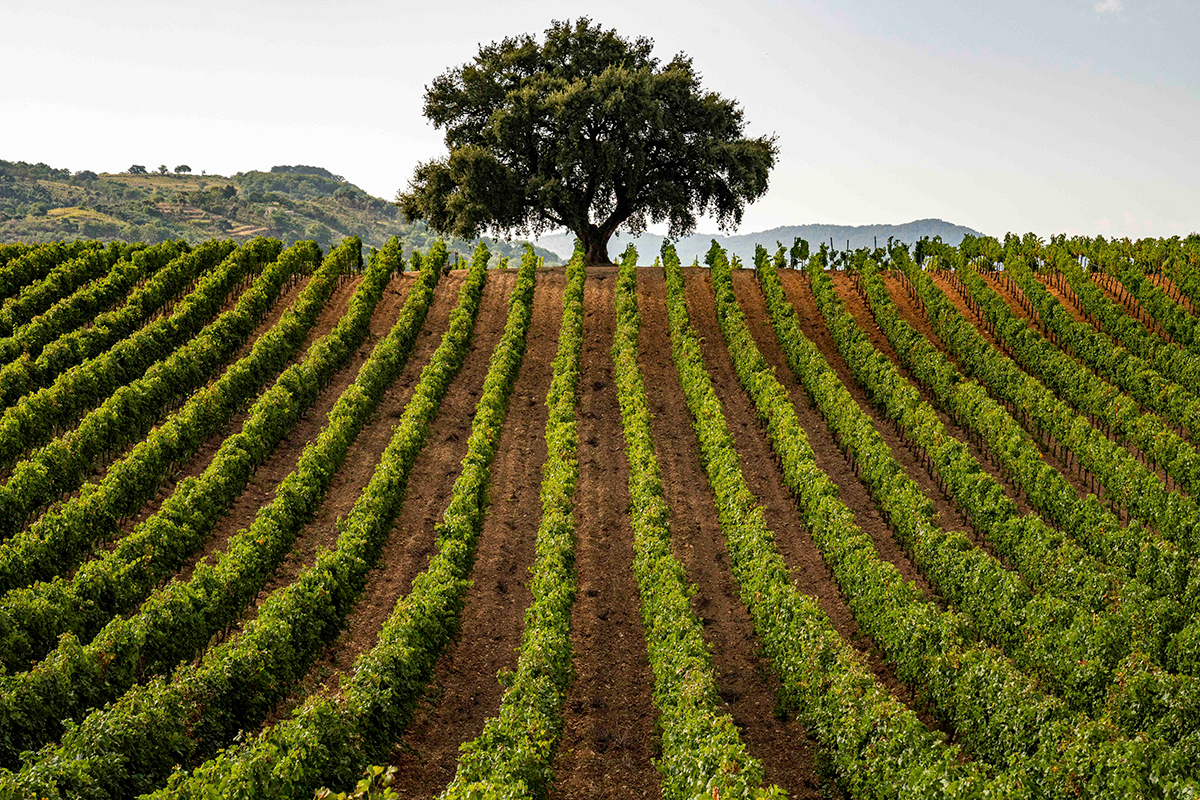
[0,159,563,265]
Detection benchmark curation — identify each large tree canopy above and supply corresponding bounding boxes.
[398,18,778,265]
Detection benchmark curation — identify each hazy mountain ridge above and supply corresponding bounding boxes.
[0,158,563,265]
[537,218,985,263]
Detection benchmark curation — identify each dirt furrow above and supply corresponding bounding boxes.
[228,268,468,634]
[0,272,275,494]
[1036,274,1093,326]
[1148,273,1195,313]
[775,270,943,599]
[259,269,516,725]
[552,266,659,800]
[980,272,1038,325]
[387,269,566,795]
[1089,273,1178,345]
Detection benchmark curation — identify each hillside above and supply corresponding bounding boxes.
[537,218,985,263]
[0,233,1197,796]
[0,159,563,265]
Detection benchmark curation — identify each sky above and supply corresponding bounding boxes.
[2,0,1198,240]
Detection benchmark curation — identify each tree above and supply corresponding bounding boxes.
[158,165,169,175]
[175,165,192,174]
[398,18,777,265]
[128,165,148,175]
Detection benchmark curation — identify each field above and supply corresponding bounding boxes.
[0,234,1199,799]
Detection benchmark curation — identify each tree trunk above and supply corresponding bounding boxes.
[578,226,614,266]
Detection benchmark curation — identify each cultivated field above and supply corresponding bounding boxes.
[0,233,1199,799]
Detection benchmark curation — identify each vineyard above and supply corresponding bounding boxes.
[1,232,1200,799]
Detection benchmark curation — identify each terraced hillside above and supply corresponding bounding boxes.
[1,232,1199,799]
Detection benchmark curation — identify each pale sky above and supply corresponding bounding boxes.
[3,0,1197,239]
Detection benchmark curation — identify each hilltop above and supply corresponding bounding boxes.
[0,160,563,265]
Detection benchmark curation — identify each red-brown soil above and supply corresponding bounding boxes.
[980,272,1040,326]
[552,266,660,800]
[1089,271,1177,344]
[387,269,566,795]
[837,272,1033,523]
[1147,273,1195,314]
[1036,274,1094,327]
[109,274,354,548]
[255,268,516,725]
[29,263,1196,798]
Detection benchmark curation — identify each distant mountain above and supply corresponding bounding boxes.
[537,219,986,264]
[0,158,563,265]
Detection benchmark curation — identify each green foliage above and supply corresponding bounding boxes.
[609,245,779,799]
[398,18,776,264]
[681,242,985,798]
[0,240,99,301]
[0,238,438,768]
[0,238,311,667]
[441,245,585,798]
[0,240,296,553]
[0,239,242,481]
[1008,250,1200,460]
[0,241,127,337]
[6,241,488,800]
[135,243,538,800]
[749,249,1195,795]
[895,251,1200,746]
[0,239,194,407]
[0,157,563,265]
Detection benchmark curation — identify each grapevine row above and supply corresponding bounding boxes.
[0,237,440,767]
[1057,253,1200,395]
[917,260,1200,556]
[0,239,188,405]
[441,245,586,797]
[0,241,167,362]
[0,238,253,470]
[1164,245,1200,317]
[608,245,777,800]
[0,240,100,303]
[4,242,493,800]
[888,256,1168,582]
[853,258,1183,708]
[0,237,305,544]
[754,245,1186,793]
[899,257,1200,741]
[24,239,204,394]
[0,242,133,360]
[1001,253,1200,454]
[954,257,1200,514]
[0,241,136,337]
[0,242,322,596]
[0,239,359,669]
[0,242,35,272]
[140,245,537,800]
[1112,258,1200,355]
[691,244,989,798]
